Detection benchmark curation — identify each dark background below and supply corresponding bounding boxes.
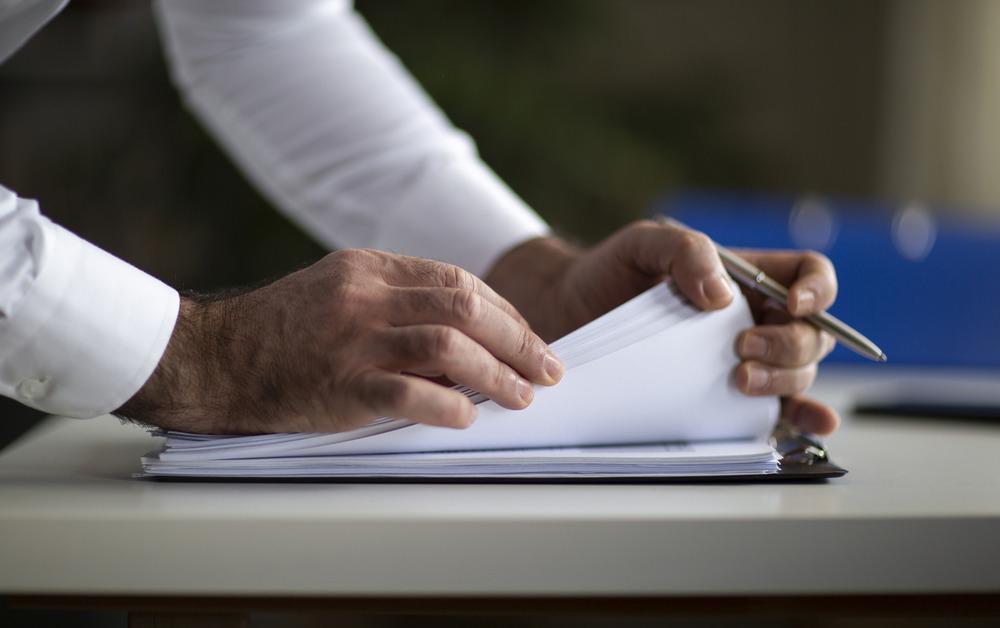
[0,0,887,440]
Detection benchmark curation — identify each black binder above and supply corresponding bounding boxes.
[151,430,846,484]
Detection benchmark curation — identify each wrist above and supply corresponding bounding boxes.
[116,296,228,432]
[484,236,580,341]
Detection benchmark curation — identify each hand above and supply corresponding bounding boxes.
[485,220,840,435]
[118,249,563,434]
[729,249,839,435]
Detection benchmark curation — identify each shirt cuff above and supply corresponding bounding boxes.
[0,221,180,418]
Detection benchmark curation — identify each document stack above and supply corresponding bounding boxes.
[142,282,784,480]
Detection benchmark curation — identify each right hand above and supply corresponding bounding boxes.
[117,249,564,434]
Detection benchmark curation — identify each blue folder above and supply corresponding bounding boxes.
[653,191,1000,369]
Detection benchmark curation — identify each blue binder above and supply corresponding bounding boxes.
[653,191,1000,369]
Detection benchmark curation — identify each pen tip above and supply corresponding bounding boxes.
[878,352,888,363]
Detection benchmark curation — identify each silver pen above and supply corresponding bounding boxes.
[656,215,887,362]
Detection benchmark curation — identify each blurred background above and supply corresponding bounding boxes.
[1,1,998,414]
[7,0,999,286]
[3,0,1000,441]
[2,1,1000,625]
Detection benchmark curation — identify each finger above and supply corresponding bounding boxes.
[758,304,793,325]
[735,361,817,397]
[386,287,563,385]
[733,249,837,316]
[618,220,733,310]
[379,325,536,411]
[737,322,835,368]
[356,371,478,429]
[780,395,841,435]
[385,255,532,328]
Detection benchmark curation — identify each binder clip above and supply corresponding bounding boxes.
[771,425,829,466]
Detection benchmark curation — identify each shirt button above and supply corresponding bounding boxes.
[16,377,50,401]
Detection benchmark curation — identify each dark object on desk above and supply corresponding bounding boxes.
[151,463,846,484]
[852,374,1000,424]
[766,428,846,481]
[0,397,45,452]
[148,435,847,484]
[855,402,1000,423]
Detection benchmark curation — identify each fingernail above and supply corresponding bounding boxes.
[741,334,769,359]
[516,378,534,405]
[795,289,816,314]
[746,365,770,393]
[543,352,564,384]
[703,273,734,303]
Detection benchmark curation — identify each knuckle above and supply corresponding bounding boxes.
[488,360,509,392]
[439,263,476,291]
[447,397,474,429]
[322,249,379,285]
[628,219,659,234]
[804,251,838,289]
[450,289,482,323]
[516,327,537,359]
[396,328,434,362]
[328,248,372,269]
[677,231,713,257]
[795,341,812,365]
[431,326,460,358]
[804,250,833,269]
[320,250,352,277]
[789,328,813,364]
[794,365,818,392]
[380,380,412,412]
[773,326,809,364]
[692,231,714,251]
[492,360,512,391]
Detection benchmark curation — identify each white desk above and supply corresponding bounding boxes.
[1,368,999,615]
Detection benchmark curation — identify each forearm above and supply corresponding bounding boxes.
[154,0,549,276]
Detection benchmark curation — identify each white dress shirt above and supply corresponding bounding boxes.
[0,0,549,419]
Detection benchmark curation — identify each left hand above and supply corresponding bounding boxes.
[485,220,840,435]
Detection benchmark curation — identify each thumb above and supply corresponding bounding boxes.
[624,220,733,310]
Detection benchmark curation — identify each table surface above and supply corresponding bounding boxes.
[1,367,999,598]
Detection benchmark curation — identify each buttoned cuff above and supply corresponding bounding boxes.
[0,221,179,418]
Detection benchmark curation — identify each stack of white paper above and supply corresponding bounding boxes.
[141,282,780,479]
[142,442,779,479]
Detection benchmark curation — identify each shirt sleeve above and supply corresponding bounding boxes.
[153,0,550,277]
[0,185,179,419]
